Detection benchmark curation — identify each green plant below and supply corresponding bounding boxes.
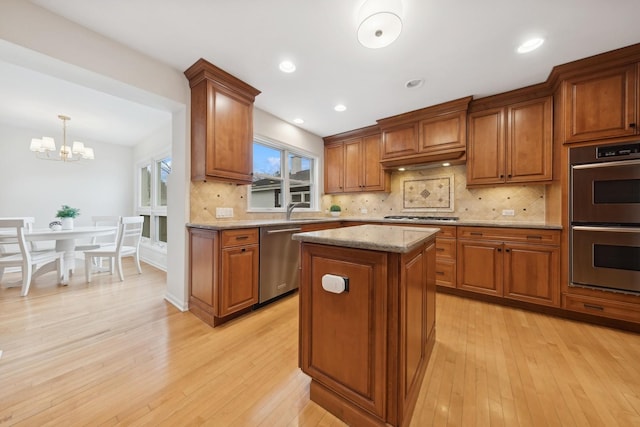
[329,204,341,212]
[56,205,81,218]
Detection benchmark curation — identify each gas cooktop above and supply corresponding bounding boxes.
[384,215,459,222]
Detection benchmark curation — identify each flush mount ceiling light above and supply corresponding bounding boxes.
[357,0,403,49]
[334,104,347,112]
[29,114,95,162]
[279,60,296,73]
[517,37,544,54]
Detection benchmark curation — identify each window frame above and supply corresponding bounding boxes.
[247,135,319,213]
[135,149,170,251]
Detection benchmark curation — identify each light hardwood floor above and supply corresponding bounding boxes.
[1,262,639,426]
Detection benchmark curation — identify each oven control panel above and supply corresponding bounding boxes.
[597,142,640,159]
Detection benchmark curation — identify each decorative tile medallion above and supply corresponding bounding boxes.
[403,175,454,211]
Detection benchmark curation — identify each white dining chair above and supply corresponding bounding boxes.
[83,216,144,283]
[75,216,121,269]
[0,218,64,296]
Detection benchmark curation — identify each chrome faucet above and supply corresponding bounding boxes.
[286,202,310,220]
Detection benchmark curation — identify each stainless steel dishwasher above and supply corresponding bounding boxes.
[259,225,302,304]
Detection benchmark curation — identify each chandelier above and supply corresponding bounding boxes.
[29,114,95,161]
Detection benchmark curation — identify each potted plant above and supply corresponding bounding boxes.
[56,205,81,230]
[329,204,342,217]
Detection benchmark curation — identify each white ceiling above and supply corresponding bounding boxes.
[6,0,640,141]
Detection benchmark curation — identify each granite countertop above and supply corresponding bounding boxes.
[186,217,562,231]
[291,224,440,253]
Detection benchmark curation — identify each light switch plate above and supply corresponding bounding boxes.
[502,209,515,216]
[215,207,234,218]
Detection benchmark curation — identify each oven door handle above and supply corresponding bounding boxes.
[573,225,640,233]
[572,158,640,169]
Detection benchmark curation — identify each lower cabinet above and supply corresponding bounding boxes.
[457,226,560,307]
[188,227,259,326]
[435,225,457,288]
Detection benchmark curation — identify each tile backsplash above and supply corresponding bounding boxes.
[190,165,546,223]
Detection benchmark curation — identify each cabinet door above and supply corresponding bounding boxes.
[219,244,259,317]
[564,64,638,143]
[467,108,505,185]
[457,239,503,296]
[343,139,363,192]
[419,110,466,154]
[324,143,345,194]
[381,122,419,159]
[504,243,560,306]
[506,97,553,183]
[362,134,388,192]
[208,85,254,183]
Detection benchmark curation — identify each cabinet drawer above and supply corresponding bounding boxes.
[436,225,456,238]
[563,294,640,323]
[221,228,259,247]
[457,226,560,245]
[435,260,455,288]
[435,238,456,260]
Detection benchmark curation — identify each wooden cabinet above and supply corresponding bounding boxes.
[299,237,436,427]
[184,59,261,184]
[378,97,471,168]
[562,63,639,143]
[435,225,456,288]
[467,95,553,186]
[188,227,259,326]
[323,126,389,194]
[457,227,560,307]
[299,221,342,232]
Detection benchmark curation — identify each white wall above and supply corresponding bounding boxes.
[0,123,133,228]
[0,0,190,310]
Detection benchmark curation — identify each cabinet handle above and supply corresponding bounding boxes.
[497,248,502,252]
[499,174,504,178]
[436,271,445,275]
[583,303,604,311]
[241,248,246,252]
[526,235,543,240]
[436,247,445,251]
[630,123,637,128]
[235,236,249,240]
[507,174,512,178]
[470,232,483,236]
[505,248,511,253]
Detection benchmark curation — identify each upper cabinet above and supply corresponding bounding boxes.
[323,126,389,194]
[467,88,553,186]
[562,63,639,143]
[184,59,261,184]
[377,96,472,168]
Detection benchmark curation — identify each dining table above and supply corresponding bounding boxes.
[24,226,118,284]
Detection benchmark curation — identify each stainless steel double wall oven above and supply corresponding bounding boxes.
[570,141,640,294]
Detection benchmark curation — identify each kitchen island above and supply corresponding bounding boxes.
[293,224,439,427]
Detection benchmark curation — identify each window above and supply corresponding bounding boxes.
[137,154,171,249]
[249,138,317,211]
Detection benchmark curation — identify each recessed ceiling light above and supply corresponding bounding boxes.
[279,60,296,73]
[405,78,424,89]
[398,167,406,171]
[442,162,451,167]
[334,104,347,112]
[517,38,544,54]
[293,118,304,124]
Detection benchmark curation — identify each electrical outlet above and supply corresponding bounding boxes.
[502,209,515,216]
[215,207,234,218]
[360,208,368,214]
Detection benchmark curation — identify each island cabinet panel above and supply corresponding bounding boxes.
[563,63,638,143]
[188,227,259,327]
[299,237,436,427]
[300,244,388,419]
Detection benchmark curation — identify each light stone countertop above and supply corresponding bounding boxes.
[291,224,440,253]
[186,217,562,231]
